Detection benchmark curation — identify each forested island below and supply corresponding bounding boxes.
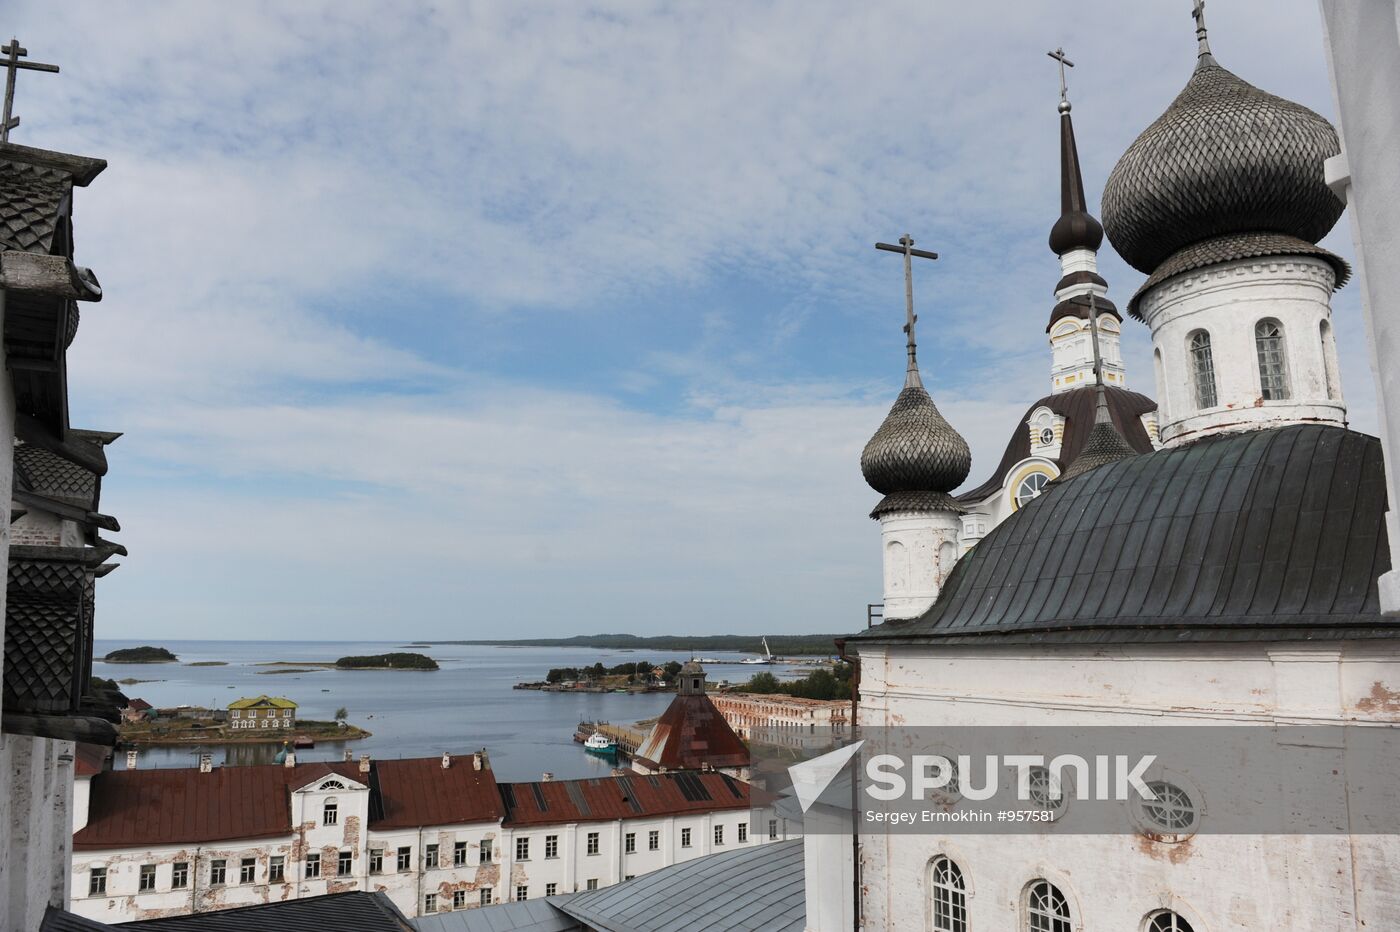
[103,646,177,664]
[423,633,843,656]
[335,652,438,670]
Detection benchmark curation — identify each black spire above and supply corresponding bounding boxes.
[1046,49,1104,256]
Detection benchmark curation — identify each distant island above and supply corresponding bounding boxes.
[253,652,439,672]
[336,652,438,670]
[104,646,177,664]
[421,633,843,656]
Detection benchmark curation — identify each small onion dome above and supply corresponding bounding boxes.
[1046,294,1122,333]
[861,385,971,499]
[1102,61,1345,275]
[1056,419,1139,483]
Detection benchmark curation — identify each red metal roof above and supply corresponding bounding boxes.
[500,770,749,826]
[632,694,750,772]
[74,743,111,777]
[74,762,365,850]
[73,758,506,850]
[372,757,503,829]
[125,698,152,712]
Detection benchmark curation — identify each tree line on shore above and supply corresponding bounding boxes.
[739,662,853,701]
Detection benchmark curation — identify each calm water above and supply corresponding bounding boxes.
[95,639,821,781]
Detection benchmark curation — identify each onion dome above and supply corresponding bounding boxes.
[861,384,971,516]
[1102,59,1345,276]
[1048,104,1104,256]
[1057,412,1138,482]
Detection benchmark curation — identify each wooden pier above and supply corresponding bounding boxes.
[574,721,648,758]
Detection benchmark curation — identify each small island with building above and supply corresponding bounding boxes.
[116,693,371,746]
[102,646,177,664]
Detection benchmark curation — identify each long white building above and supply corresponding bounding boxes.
[67,751,782,924]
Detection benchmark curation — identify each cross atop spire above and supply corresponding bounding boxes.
[875,235,939,389]
[1191,0,1214,63]
[1047,47,1074,112]
[0,39,60,144]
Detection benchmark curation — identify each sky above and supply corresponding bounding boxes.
[5,0,1376,640]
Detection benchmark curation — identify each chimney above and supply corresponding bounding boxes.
[284,750,296,768]
[472,750,488,771]
[126,750,138,770]
[542,772,553,782]
[198,753,212,773]
[441,752,452,770]
[359,754,371,775]
[343,749,354,762]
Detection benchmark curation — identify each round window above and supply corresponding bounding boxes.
[1027,765,1068,816]
[1039,427,1055,446]
[1015,472,1050,508]
[1138,781,1198,834]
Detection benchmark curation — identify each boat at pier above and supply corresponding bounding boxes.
[583,732,618,756]
[739,636,775,665]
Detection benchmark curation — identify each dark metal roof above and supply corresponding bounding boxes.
[1126,232,1351,319]
[1102,61,1345,275]
[558,839,805,932]
[957,385,1157,504]
[857,425,1393,645]
[1048,111,1104,256]
[414,897,581,932]
[1046,294,1121,332]
[861,385,971,500]
[1056,411,1138,483]
[43,893,413,931]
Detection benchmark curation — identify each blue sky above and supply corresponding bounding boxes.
[6,0,1375,640]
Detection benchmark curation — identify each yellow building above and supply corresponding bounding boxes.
[227,695,297,730]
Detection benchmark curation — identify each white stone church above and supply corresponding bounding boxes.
[845,8,1400,932]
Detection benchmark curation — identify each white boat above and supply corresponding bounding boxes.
[584,732,617,754]
[740,637,775,665]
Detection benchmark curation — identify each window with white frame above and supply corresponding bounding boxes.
[516,884,529,901]
[453,841,467,866]
[1026,880,1071,932]
[305,853,320,879]
[586,832,600,855]
[1027,766,1067,816]
[625,832,636,854]
[586,879,599,891]
[210,859,227,886]
[89,867,107,896]
[1255,318,1291,400]
[139,864,156,892]
[1188,330,1217,408]
[546,882,557,897]
[648,830,660,851]
[369,849,383,874]
[480,887,493,906]
[453,890,466,909]
[323,799,338,825]
[338,850,352,875]
[269,856,284,883]
[1147,912,1196,932]
[1138,780,1198,835]
[423,893,437,914]
[480,838,493,863]
[738,822,747,843]
[397,846,411,871]
[930,856,967,932]
[768,819,778,840]
[1014,472,1049,509]
[239,857,255,884]
[516,836,529,860]
[714,824,724,845]
[172,862,189,889]
[545,834,559,859]
[425,843,439,869]
[681,827,691,848]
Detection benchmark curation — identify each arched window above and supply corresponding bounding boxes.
[1026,880,1071,932]
[1320,320,1337,400]
[323,799,339,826]
[929,856,967,932]
[1187,330,1217,409]
[1146,911,1196,932]
[1015,472,1049,509]
[1137,781,1198,835]
[1255,318,1291,400]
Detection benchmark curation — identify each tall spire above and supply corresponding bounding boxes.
[875,234,939,389]
[1046,48,1104,256]
[1191,0,1216,67]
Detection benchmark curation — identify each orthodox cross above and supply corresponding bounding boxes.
[1,39,60,144]
[1047,47,1074,105]
[1191,0,1213,58]
[875,234,938,388]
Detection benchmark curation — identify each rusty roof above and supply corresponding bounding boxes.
[500,770,749,827]
[74,743,111,777]
[372,756,503,829]
[632,694,750,773]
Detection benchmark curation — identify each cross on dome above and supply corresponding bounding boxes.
[0,38,60,143]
